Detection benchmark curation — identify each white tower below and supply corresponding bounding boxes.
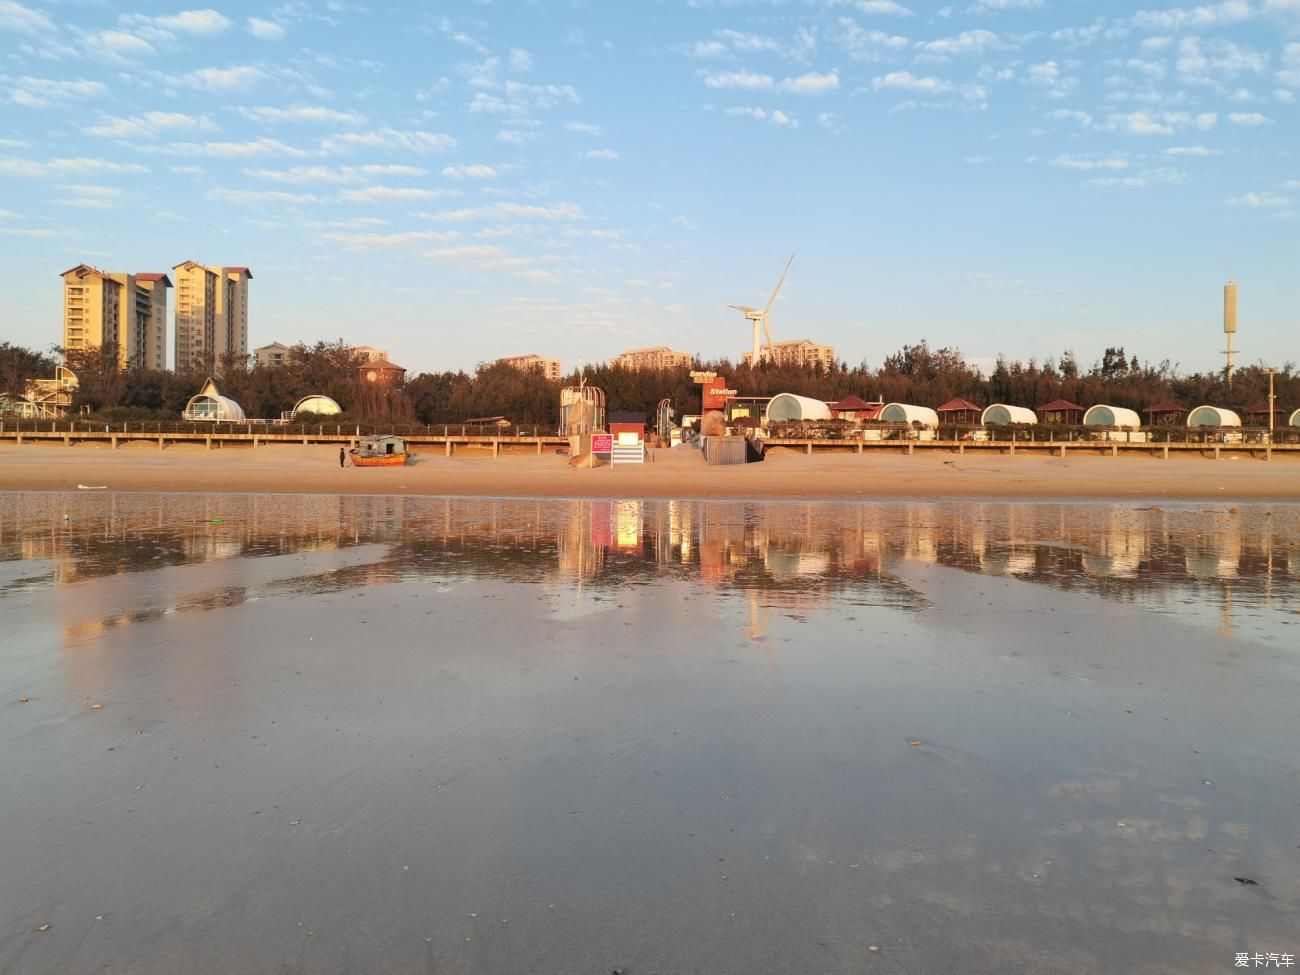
[1223,280,1237,387]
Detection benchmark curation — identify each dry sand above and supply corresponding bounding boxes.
[0,440,1296,500]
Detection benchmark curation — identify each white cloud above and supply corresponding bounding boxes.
[496,129,536,145]
[430,202,584,222]
[871,70,953,92]
[240,105,365,124]
[1227,191,1290,206]
[920,29,1006,57]
[1132,1,1253,30]
[700,69,774,90]
[88,111,218,138]
[54,184,124,208]
[247,17,285,40]
[564,122,601,135]
[339,186,456,203]
[0,156,149,177]
[89,30,156,59]
[968,0,1043,9]
[320,229,461,250]
[1228,111,1271,125]
[1051,153,1130,170]
[0,0,52,33]
[155,9,231,35]
[583,148,620,159]
[509,48,533,72]
[208,188,319,207]
[1164,145,1222,155]
[184,65,265,91]
[244,164,428,184]
[837,20,909,60]
[157,138,308,159]
[442,163,498,178]
[725,106,800,127]
[779,70,840,94]
[1047,108,1094,126]
[8,77,105,108]
[854,0,913,14]
[321,129,457,154]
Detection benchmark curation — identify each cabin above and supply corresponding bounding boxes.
[831,395,883,422]
[936,397,982,426]
[1039,399,1084,425]
[1242,401,1288,428]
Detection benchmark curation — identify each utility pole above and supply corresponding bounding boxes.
[1263,367,1277,439]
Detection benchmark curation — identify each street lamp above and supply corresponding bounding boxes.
[1263,367,1278,439]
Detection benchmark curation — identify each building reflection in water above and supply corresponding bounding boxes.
[0,494,1295,645]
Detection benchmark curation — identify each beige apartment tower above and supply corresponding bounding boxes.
[173,262,251,373]
[497,353,563,381]
[741,338,836,370]
[61,265,170,370]
[612,347,693,371]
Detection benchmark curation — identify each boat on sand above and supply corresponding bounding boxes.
[349,434,412,467]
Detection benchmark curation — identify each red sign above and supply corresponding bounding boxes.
[591,434,613,452]
[702,379,736,412]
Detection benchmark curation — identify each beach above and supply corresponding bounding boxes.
[1,441,1297,500]
[2,494,1297,975]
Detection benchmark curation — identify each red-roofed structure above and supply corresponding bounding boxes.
[1039,399,1084,425]
[135,273,172,285]
[831,395,881,420]
[1143,400,1187,426]
[936,397,982,425]
[1243,401,1288,427]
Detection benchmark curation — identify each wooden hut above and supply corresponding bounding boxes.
[1243,401,1289,427]
[831,395,882,421]
[1039,399,1084,425]
[1143,400,1187,426]
[936,397,982,425]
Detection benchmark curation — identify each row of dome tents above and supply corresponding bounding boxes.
[764,393,1298,429]
[180,377,343,422]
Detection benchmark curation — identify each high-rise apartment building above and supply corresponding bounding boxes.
[742,338,837,370]
[173,262,251,373]
[612,347,693,371]
[61,265,169,370]
[497,353,563,381]
[61,264,121,361]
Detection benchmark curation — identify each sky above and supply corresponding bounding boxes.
[0,0,1297,377]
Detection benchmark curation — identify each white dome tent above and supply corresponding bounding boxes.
[765,393,831,423]
[1186,405,1241,428]
[879,403,939,428]
[980,404,1038,426]
[1082,405,1141,429]
[291,394,342,418]
[183,377,246,422]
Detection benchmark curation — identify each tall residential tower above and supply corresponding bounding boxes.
[172,262,251,373]
[61,265,170,370]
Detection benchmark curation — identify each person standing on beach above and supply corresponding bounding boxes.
[339,446,346,468]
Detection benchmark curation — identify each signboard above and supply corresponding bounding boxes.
[591,433,613,453]
[702,380,737,412]
[690,370,718,384]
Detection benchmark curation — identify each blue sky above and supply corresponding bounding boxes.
[1,0,1297,376]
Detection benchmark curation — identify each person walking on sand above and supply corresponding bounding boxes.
[339,446,346,468]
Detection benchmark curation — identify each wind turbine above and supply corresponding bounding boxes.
[729,253,794,364]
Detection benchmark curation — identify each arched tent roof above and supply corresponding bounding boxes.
[766,393,831,423]
[183,377,245,422]
[292,394,341,417]
[1186,405,1241,428]
[981,404,1038,425]
[1083,405,1141,429]
[1290,408,1300,428]
[879,403,939,428]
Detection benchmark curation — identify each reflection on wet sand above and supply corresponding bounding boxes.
[2,492,1298,975]
[1,494,1294,644]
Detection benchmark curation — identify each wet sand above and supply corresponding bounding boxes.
[1,441,1297,500]
[1,495,1297,974]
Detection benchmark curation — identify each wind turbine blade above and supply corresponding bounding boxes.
[727,304,758,314]
[763,252,795,314]
[763,312,773,353]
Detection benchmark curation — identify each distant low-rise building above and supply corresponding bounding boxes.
[353,345,390,364]
[255,342,292,367]
[612,347,692,371]
[742,339,836,370]
[497,353,563,381]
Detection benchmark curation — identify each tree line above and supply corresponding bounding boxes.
[2,339,1295,427]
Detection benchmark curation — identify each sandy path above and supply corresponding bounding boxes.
[1,441,1296,500]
